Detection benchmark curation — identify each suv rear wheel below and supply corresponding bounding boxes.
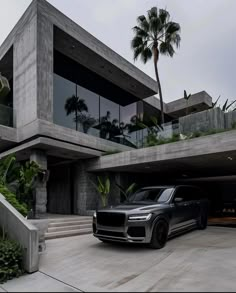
[150,219,169,249]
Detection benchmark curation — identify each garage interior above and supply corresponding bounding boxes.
[108,152,236,228]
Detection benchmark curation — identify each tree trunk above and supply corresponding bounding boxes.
[153,47,165,125]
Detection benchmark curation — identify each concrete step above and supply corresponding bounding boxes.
[45,228,92,240]
[48,219,92,228]
[47,216,92,223]
[48,223,92,233]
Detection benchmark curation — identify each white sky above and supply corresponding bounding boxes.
[0,0,236,104]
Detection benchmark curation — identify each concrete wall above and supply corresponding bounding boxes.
[13,14,37,128]
[37,12,54,122]
[225,111,236,129]
[179,107,225,135]
[73,161,97,215]
[0,193,39,273]
[73,160,122,214]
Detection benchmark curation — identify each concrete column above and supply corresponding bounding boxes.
[73,161,97,216]
[30,150,47,215]
[13,13,37,128]
[37,12,54,122]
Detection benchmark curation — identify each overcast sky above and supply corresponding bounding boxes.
[0,0,235,104]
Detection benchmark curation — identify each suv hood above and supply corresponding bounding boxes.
[100,203,165,213]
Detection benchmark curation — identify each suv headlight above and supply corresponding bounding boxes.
[93,211,97,218]
[128,213,152,222]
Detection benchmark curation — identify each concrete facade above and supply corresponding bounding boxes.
[2,0,236,218]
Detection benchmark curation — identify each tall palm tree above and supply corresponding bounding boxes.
[131,7,181,125]
[65,95,88,131]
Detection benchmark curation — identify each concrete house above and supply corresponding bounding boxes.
[1,0,236,222]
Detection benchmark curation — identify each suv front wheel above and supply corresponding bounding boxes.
[150,219,169,249]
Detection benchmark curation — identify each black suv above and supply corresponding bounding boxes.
[93,185,208,249]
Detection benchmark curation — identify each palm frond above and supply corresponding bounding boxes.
[137,15,149,32]
[131,36,145,49]
[147,7,158,21]
[159,9,170,25]
[140,47,152,63]
[159,42,175,57]
[132,26,149,39]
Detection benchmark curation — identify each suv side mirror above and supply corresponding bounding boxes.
[174,197,184,203]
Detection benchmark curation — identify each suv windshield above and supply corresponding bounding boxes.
[128,188,173,204]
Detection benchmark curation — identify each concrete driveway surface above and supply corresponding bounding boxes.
[2,226,236,292]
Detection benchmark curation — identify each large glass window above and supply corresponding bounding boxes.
[53,74,77,130]
[77,85,99,136]
[99,96,120,141]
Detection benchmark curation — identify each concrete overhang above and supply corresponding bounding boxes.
[166,91,212,118]
[40,0,158,100]
[0,137,103,161]
[0,125,17,152]
[87,130,236,178]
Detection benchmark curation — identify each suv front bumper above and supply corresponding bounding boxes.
[93,216,153,244]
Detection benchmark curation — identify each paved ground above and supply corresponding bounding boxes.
[2,226,236,292]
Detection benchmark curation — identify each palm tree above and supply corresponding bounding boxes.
[65,95,88,131]
[131,7,181,125]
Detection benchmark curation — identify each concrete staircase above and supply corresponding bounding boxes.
[45,216,93,240]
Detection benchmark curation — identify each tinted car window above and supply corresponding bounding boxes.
[174,187,195,202]
[128,188,173,203]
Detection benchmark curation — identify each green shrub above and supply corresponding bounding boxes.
[0,185,28,217]
[0,238,24,284]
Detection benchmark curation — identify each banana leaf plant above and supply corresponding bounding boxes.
[115,182,137,202]
[92,176,110,208]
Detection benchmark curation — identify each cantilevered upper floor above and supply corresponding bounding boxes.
[0,0,213,156]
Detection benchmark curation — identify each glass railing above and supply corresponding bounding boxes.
[0,104,14,127]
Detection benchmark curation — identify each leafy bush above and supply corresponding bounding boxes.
[0,185,28,217]
[0,237,24,284]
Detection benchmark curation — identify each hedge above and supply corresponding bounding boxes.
[0,185,28,217]
[0,237,24,284]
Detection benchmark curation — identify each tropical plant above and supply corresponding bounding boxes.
[0,155,40,215]
[0,154,16,186]
[92,176,110,208]
[65,95,88,131]
[0,185,28,217]
[116,182,137,201]
[0,237,24,284]
[131,7,181,125]
[99,111,121,140]
[212,96,236,112]
[75,113,97,134]
[138,116,163,146]
[184,90,191,116]
[17,161,40,210]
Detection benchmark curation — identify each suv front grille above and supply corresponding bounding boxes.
[97,212,125,227]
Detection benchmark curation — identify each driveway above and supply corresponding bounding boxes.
[2,227,236,292]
